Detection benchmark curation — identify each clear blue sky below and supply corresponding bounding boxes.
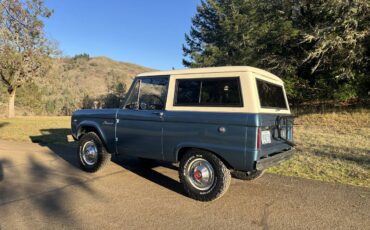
[44,0,200,70]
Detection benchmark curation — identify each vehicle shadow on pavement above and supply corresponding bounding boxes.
[30,128,186,197]
[112,156,186,197]
[30,128,80,169]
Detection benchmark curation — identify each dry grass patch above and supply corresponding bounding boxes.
[268,109,370,188]
[0,116,70,144]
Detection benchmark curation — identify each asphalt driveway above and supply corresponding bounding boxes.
[0,139,369,229]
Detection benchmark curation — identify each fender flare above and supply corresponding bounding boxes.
[175,142,221,161]
[77,121,112,153]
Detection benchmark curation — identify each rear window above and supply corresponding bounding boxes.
[256,79,287,109]
[175,78,243,107]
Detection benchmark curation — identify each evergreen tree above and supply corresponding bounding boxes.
[183,0,370,102]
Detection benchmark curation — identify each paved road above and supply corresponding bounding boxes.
[0,139,369,229]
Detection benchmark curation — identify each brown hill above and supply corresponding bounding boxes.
[0,55,154,116]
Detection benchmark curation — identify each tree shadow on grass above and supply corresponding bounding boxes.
[0,122,9,129]
[30,128,186,198]
[312,145,370,166]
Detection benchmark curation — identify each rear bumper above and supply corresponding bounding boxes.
[256,148,295,171]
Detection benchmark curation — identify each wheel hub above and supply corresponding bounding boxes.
[193,169,203,181]
[187,158,215,191]
[81,141,98,166]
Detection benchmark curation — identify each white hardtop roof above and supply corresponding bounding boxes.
[137,66,283,83]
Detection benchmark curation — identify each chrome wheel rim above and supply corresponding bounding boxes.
[186,158,215,191]
[81,141,98,166]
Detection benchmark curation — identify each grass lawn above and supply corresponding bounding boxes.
[0,111,369,188]
[268,110,370,188]
[0,116,71,145]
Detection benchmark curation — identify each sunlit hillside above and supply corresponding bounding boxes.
[0,55,153,116]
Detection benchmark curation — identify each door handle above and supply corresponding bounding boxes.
[153,112,164,118]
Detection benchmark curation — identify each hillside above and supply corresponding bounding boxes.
[0,55,153,116]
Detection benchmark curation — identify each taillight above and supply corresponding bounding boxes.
[256,127,261,149]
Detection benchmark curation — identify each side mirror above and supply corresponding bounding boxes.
[140,102,147,110]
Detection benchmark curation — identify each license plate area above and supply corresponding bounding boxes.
[261,130,271,145]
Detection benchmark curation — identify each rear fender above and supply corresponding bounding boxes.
[174,142,245,170]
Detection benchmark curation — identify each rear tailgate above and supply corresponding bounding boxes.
[258,114,294,159]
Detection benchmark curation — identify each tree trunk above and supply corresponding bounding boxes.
[8,88,16,118]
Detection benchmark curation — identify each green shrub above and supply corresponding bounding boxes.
[334,84,358,101]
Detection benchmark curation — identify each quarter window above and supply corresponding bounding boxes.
[175,78,242,107]
[256,79,287,109]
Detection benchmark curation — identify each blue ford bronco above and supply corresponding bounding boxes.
[71,66,295,201]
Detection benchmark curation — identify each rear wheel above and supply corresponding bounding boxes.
[179,149,231,201]
[77,132,111,173]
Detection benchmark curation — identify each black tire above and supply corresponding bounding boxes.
[231,170,265,181]
[77,132,111,173]
[179,149,231,201]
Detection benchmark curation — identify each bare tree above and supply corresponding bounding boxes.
[0,0,53,117]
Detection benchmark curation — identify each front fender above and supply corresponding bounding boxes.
[77,120,114,153]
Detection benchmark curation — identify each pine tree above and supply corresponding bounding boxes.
[183,0,370,102]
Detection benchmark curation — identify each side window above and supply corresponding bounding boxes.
[176,79,201,105]
[201,78,242,106]
[125,77,169,110]
[175,78,243,107]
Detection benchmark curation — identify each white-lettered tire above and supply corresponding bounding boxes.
[77,132,111,173]
[179,149,231,201]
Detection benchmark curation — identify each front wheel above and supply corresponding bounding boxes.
[179,149,231,201]
[77,132,111,173]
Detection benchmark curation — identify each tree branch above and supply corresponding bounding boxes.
[0,72,12,92]
[0,1,30,30]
